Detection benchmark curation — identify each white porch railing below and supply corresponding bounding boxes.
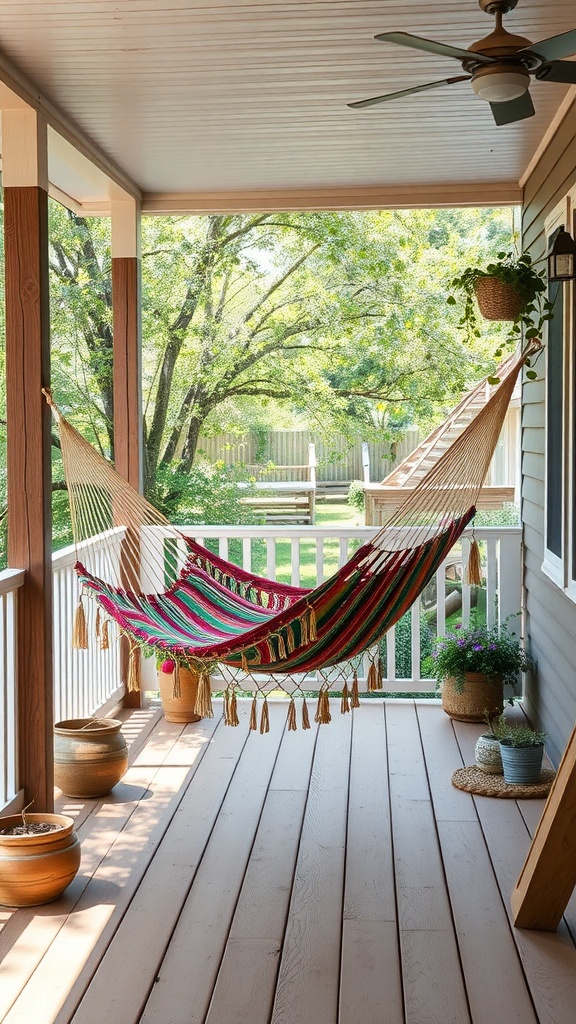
[52,531,124,722]
[0,525,523,808]
[0,568,25,812]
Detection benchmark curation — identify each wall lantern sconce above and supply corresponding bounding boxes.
[547,226,576,282]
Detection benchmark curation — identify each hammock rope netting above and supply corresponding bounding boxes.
[45,347,528,730]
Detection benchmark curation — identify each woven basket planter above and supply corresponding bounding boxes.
[474,277,526,321]
[441,672,504,723]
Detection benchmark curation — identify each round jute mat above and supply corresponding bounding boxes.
[451,765,556,799]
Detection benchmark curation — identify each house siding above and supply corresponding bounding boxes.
[522,94,576,765]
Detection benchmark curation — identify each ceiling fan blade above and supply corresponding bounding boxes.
[374,31,495,65]
[348,76,469,110]
[520,29,576,64]
[536,60,576,85]
[490,91,535,126]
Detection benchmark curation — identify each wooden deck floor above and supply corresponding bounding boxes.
[1,698,576,1024]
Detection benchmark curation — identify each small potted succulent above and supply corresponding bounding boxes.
[498,722,547,785]
[431,617,532,723]
[448,250,554,348]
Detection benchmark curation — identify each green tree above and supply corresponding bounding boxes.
[48,204,513,513]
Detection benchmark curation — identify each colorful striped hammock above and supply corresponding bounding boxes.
[46,347,528,726]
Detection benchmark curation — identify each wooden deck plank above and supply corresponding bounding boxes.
[418,704,538,1023]
[206,721,318,1024]
[0,711,193,1018]
[438,820,539,1024]
[386,702,470,1024]
[271,706,351,1024]
[139,703,286,1024]
[4,701,576,1024]
[453,719,576,1023]
[416,701,478,823]
[64,708,250,1024]
[2,713,222,1024]
[339,702,403,1024]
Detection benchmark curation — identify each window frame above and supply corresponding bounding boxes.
[542,191,576,595]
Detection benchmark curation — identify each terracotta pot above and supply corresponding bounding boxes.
[0,812,81,907]
[473,277,526,322]
[54,718,128,798]
[441,672,504,723]
[158,667,201,723]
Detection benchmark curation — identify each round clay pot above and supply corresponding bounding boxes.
[441,672,504,723]
[0,812,81,907]
[54,718,128,798]
[158,667,201,723]
[475,733,503,774]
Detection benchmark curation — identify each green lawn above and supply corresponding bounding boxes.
[249,500,363,585]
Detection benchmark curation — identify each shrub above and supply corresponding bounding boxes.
[347,480,365,513]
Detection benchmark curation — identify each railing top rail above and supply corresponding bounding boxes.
[0,568,26,596]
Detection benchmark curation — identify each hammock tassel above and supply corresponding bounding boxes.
[340,682,350,715]
[249,696,258,731]
[273,632,286,661]
[127,643,141,692]
[315,690,331,725]
[287,698,297,732]
[302,697,311,730]
[260,698,270,735]
[194,668,213,719]
[100,618,110,650]
[72,596,89,650]
[172,662,181,700]
[307,604,317,642]
[224,687,239,727]
[241,652,249,674]
[351,671,360,708]
[286,624,296,654]
[466,537,482,586]
[367,661,380,692]
[95,605,101,642]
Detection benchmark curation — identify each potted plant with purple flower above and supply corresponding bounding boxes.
[430,617,532,723]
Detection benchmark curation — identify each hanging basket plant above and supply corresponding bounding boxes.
[448,251,554,348]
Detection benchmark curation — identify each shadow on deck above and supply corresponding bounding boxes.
[1,699,575,1024]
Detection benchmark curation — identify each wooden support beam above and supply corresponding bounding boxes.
[512,722,576,931]
[112,200,143,708]
[3,109,53,810]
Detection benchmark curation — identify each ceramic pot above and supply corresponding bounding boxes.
[158,667,201,723]
[0,813,81,907]
[500,742,544,785]
[441,672,504,723]
[475,733,503,774]
[54,718,128,798]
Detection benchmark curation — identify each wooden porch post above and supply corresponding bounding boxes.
[3,108,54,810]
[111,199,143,708]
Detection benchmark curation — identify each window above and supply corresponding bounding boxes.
[543,192,576,594]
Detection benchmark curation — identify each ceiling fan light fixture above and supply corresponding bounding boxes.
[471,65,530,102]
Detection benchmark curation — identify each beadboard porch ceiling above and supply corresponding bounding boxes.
[0,1,574,211]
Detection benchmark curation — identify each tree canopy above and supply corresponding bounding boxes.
[47,203,514,513]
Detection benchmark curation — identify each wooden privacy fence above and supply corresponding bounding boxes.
[196,429,423,483]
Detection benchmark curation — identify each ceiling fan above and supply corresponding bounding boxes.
[348,0,576,126]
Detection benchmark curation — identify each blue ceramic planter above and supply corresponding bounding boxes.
[500,742,544,785]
